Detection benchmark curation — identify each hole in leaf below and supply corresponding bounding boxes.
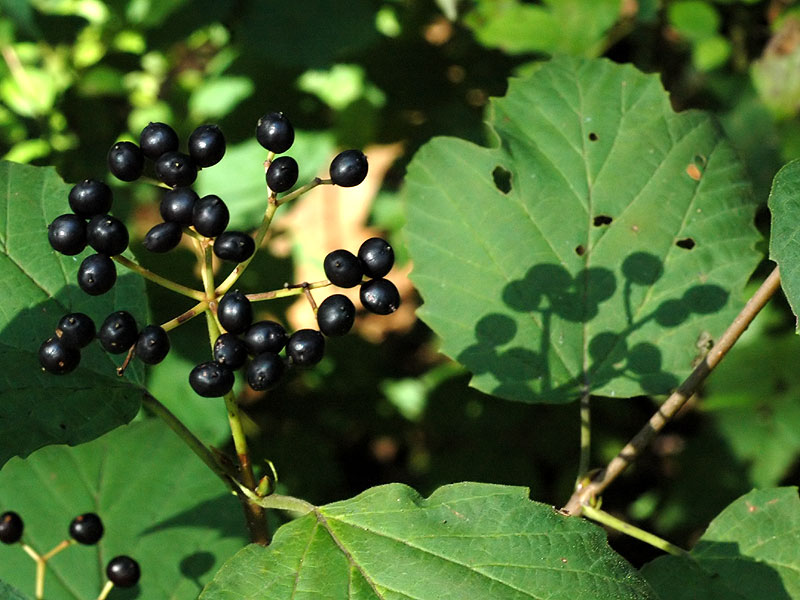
[59,423,66,430]
[593,215,612,226]
[492,166,512,194]
[676,238,695,250]
[575,244,586,256]
[588,132,598,141]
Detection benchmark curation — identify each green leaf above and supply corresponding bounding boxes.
[201,482,656,599]
[189,76,254,121]
[668,1,720,41]
[0,161,148,468]
[0,419,246,599]
[769,160,800,330]
[404,56,761,404]
[642,488,800,599]
[0,580,29,600]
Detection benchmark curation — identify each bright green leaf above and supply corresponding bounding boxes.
[189,76,254,121]
[668,1,720,41]
[693,35,732,71]
[768,159,800,330]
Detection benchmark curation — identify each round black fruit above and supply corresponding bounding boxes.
[213,231,255,263]
[106,555,141,587]
[78,254,117,296]
[256,112,294,153]
[98,311,138,354]
[243,320,287,355]
[0,511,23,544]
[135,325,170,364]
[160,187,198,225]
[247,352,285,391]
[329,149,368,187]
[87,214,129,256]
[323,249,363,288]
[358,237,394,278]
[139,122,179,159]
[192,194,229,237]
[286,329,325,367]
[359,278,400,315]
[69,513,104,545]
[56,313,95,348]
[189,361,234,397]
[143,221,183,253]
[69,179,112,217]
[213,333,248,369]
[317,294,356,337]
[155,151,197,187]
[107,141,144,182]
[266,156,298,192]
[39,336,80,374]
[48,214,87,256]
[217,290,252,334]
[188,124,226,167]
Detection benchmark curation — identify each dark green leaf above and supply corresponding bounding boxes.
[769,159,800,330]
[0,580,29,600]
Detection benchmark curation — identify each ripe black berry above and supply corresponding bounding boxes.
[135,325,170,364]
[48,214,87,256]
[139,122,179,159]
[192,194,229,237]
[98,311,138,354]
[247,352,285,391]
[78,254,117,296]
[160,187,198,225]
[39,336,81,374]
[213,231,255,263]
[256,112,294,153]
[243,320,287,355]
[358,237,394,278]
[155,151,197,187]
[68,179,112,217]
[329,149,368,187]
[69,513,104,545]
[0,511,23,544]
[213,333,248,369]
[143,221,183,253]
[188,124,226,167]
[106,555,141,588]
[56,313,95,348]
[189,361,234,397]
[107,141,144,182]
[360,278,400,315]
[266,156,298,192]
[87,214,129,256]
[217,290,252,334]
[317,294,356,337]
[286,329,325,367]
[324,249,363,288]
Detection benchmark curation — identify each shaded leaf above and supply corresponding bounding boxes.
[0,580,29,600]
[768,159,800,330]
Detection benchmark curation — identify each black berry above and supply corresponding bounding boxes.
[324,249,363,288]
[48,214,87,256]
[143,221,183,253]
[358,237,394,278]
[286,329,325,367]
[106,555,140,587]
[87,214,129,256]
[68,179,112,217]
[188,124,226,167]
[213,231,255,263]
[213,333,248,369]
[217,290,252,334]
[329,149,368,187]
[360,278,400,315]
[77,254,117,296]
[56,313,95,348]
[160,187,198,225]
[317,294,356,337]
[139,122,179,159]
[155,151,197,187]
[189,361,234,397]
[69,513,104,545]
[247,352,285,391]
[256,112,294,153]
[39,336,81,374]
[192,194,229,237]
[107,141,144,182]
[243,320,287,355]
[0,512,23,544]
[135,325,170,364]
[98,311,138,354]
[266,156,298,192]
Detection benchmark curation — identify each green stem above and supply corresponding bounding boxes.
[582,504,688,557]
[247,280,332,303]
[113,255,205,300]
[275,177,327,207]
[577,389,591,485]
[159,300,209,332]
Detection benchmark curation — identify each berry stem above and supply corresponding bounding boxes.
[246,279,331,303]
[159,300,209,331]
[581,504,688,557]
[113,255,205,300]
[96,580,115,600]
[576,388,591,487]
[275,177,327,207]
[41,539,74,561]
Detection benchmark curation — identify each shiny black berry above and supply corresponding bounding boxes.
[98,311,138,354]
[247,352,285,391]
[323,249,363,288]
[106,555,141,587]
[360,278,400,315]
[217,290,252,334]
[189,361,234,397]
[286,329,325,367]
[135,325,170,364]
[139,122,179,159]
[266,156,298,192]
[189,124,226,167]
[69,513,104,545]
[160,187,198,225]
[243,320,287,355]
[213,333,248,369]
[213,231,255,263]
[256,112,294,153]
[87,214,129,256]
[107,141,144,182]
[329,149,368,187]
[192,194,229,237]
[56,313,95,348]
[39,336,80,374]
[78,254,117,296]
[155,151,197,187]
[358,237,394,278]
[0,512,23,544]
[143,221,183,253]
[317,294,356,337]
[48,214,87,256]
[68,179,112,217]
